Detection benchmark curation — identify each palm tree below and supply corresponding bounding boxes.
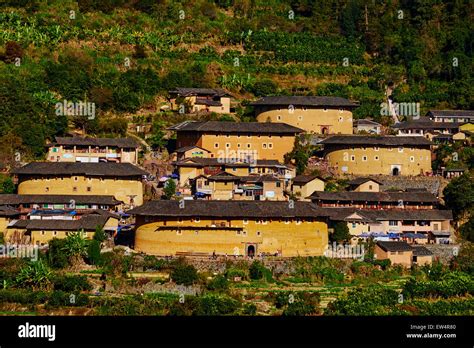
[62,230,89,266]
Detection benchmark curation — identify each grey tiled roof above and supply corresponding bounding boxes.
[53,137,138,148]
[320,135,432,146]
[12,162,147,177]
[0,194,122,206]
[376,241,413,252]
[168,121,303,134]
[427,110,474,117]
[128,200,328,218]
[250,96,358,107]
[309,191,438,203]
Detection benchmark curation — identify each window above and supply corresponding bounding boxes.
[339,108,344,113]
[178,218,183,224]
[388,148,393,151]
[338,116,343,122]
[53,231,58,236]
[74,177,78,182]
[374,147,380,151]
[73,187,77,192]
[374,156,379,161]
[350,155,355,161]
[298,116,303,121]
[226,143,230,148]
[268,143,273,149]
[243,231,247,236]
[323,108,328,112]
[284,219,290,224]
[214,143,219,148]
[226,135,230,138]
[262,220,268,225]
[237,143,241,148]
[41,231,45,235]
[362,156,368,161]
[389,221,398,226]
[243,219,248,224]
[87,187,92,192]
[369,185,373,190]
[195,218,200,223]
[45,187,49,192]
[276,182,281,188]
[296,219,301,225]
[398,147,404,152]
[343,152,349,161]
[410,156,415,162]
[362,147,367,151]
[262,143,267,149]
[352,223,356,228]
[257,231,261,236]
[247,143,251,148]
[195,230,199,235]
[176,230,182,235]
[277,115,282,121]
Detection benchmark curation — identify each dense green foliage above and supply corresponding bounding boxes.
[443,171,474,233]
[0,0,472,159]
[330,222,351,243]
[170,261,199,286]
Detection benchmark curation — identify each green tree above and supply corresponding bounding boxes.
[163,179,176,200]
[0,176,15,193]
[443,171,474,223]
[148,120,167,150]
[459,217,474,242]
[331,222,351,243]
[170,261,198,286]
[47,238,69,269]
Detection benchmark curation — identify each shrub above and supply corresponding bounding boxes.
[325,286,399,315]
[403,272,474,299]
[87,240,102,265]
[47,238,69,269]
[225,267,247,280]
[170,262,198,286]
[249,261,273,281]
[15,259,53,290]
[194,294,240,315]
[207,275,229,292]
[52,275,92,292]
[242,303,257,315]
[47,291,89,307]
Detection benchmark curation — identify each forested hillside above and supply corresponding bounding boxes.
[0,0,472,160]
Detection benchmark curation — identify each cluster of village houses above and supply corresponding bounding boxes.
[1,88,473,268]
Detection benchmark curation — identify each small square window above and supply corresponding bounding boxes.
[262,143,267,149]
[214,143,219,148]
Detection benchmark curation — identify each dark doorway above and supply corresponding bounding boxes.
[321,127,329,135]
[247,244,255,258]
[392,167,400,176]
